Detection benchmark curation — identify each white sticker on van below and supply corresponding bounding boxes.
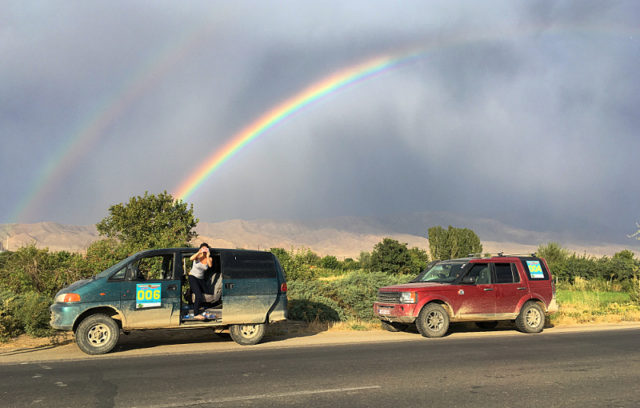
[136,283,161,308]
[526,261,544,279]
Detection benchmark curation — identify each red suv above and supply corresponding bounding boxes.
[373,255,557,337]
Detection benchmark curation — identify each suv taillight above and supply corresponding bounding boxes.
[280,283,287,292]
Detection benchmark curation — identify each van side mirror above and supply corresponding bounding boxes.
[462,276,476,284]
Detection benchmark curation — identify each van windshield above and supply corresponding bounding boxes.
[414,262,466,283]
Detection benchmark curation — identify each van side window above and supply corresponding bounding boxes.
[494,263,520,284]
[109,266,127,281]
[130,255,174,281]
[223,252,276,279]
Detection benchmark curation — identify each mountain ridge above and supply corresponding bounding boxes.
[1,216,637,258]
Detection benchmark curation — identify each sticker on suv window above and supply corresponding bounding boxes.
[526,261,544,279]
[136,283,161,308]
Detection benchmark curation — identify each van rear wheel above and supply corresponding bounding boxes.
[75,314,120,355]
[230,323,265,345]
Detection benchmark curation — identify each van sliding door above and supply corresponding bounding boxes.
[220,251,278,324]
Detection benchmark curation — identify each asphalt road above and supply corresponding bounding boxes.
[1,327,639,408]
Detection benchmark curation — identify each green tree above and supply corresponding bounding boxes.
[96,191,198,252]
[408,247,430,273]
[427,226,482,260]
[369,238,413,274]
[320,255,341,270]
[536,242,569,266]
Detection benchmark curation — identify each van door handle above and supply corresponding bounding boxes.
[483,288,493,291]
[517,287,527,290]
[225,283,234,289]
[167,284,177,291]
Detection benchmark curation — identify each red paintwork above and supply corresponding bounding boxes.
[373,257,555,324]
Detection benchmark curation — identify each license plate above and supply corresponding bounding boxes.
[378,307,391,315]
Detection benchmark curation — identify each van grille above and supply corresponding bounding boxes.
[377,292,401,303]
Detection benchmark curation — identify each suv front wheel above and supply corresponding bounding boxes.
[416,303,449,338]
[515,301,545,333]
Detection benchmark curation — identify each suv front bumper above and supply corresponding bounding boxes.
[373,302,417,324]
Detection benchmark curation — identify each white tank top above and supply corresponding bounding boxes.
[189,260,208,279]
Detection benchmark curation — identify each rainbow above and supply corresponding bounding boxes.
[10,18,219,223]
[173,51,421,201]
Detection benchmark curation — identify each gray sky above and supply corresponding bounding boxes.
[1,1,639,247]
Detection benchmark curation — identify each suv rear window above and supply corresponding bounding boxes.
[521,258,549,280]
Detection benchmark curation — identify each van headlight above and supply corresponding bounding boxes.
[55,293,81,303]
[399,292,417,304]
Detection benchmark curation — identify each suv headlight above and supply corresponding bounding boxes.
[399,292,417,304]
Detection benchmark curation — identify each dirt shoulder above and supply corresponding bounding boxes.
[2,321,640,365]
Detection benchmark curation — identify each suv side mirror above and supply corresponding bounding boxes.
[462,276,476,284]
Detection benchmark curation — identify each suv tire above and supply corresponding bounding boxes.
[416,303,449,338]
[230,323,265,345]
[515,302,545,333]
[75,314,120,355]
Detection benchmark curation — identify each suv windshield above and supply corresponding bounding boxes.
[414,261,467,283]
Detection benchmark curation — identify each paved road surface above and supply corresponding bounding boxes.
[1,327,639,407]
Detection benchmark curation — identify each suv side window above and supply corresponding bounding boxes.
[467,263,492,284]
[521,258,549,280]
[494,263,520,284]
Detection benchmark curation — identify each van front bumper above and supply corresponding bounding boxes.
[50,303,80,331]
[373,302,417,324]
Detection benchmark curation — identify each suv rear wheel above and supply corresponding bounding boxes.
[515,302,545,333]
[416,303,449,338]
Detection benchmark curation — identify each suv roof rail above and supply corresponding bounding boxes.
[490,252,537,258]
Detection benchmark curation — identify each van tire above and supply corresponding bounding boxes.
[230,323,265,345]
[416,303,449,338]
[515,302,545,333]
[75,314,120,355]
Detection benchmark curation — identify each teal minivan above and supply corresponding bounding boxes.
[50,247,288,354]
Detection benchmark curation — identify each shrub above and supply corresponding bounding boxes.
[0,288,54,341]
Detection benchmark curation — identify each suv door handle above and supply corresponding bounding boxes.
[517,287,527,291]
[483,288,493,291]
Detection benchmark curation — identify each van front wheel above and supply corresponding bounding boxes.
[75,314,120,355]
[230,323,265,345]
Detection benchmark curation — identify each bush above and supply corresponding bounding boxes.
[287,271,408,322]
[0,288,54,341]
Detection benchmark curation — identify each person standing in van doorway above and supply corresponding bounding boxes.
[189,243,213,320]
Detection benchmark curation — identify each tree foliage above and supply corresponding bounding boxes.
[427,225,482,260]
[96,191,198,252]
[368,238,426,275]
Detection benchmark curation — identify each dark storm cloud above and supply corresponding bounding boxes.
[1,1,639,248]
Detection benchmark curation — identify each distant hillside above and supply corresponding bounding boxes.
[1,216,637,258]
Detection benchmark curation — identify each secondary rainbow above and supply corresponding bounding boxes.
[174,52,419,201]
